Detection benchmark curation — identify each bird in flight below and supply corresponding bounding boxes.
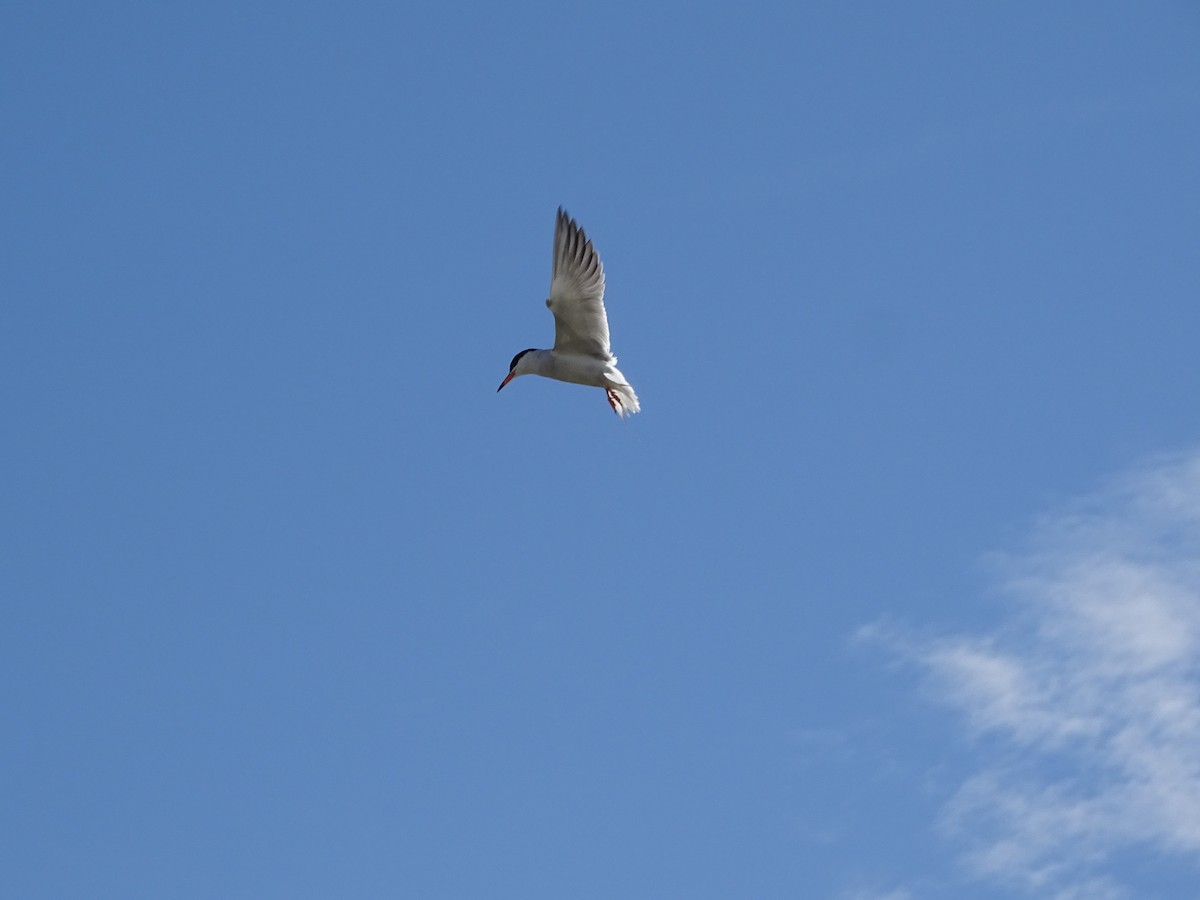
[497,208,640,419]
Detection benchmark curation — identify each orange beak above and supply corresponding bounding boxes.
[497,372,515,392]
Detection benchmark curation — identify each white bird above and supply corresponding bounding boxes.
[497,208,640,419]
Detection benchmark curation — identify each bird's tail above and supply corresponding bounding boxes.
[605,380,640,420]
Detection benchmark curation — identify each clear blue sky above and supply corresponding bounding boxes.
[4,3,1199,898]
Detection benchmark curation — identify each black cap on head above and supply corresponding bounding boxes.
[509,348,535,372]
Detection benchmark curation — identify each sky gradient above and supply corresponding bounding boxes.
[4,3,1200,898]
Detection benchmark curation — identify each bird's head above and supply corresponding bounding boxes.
[497,348,537,392]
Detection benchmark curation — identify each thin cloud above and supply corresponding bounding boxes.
[865,450,1200,897]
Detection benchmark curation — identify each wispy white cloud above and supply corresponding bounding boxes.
[864,450,1200,897]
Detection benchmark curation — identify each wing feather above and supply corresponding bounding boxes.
[548,208,612,359]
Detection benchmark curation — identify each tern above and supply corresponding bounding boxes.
[497,208,640,419]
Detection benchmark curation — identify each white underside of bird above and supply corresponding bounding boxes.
[497,208,640,419]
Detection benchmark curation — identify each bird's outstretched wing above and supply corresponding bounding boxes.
[547,207,612,360]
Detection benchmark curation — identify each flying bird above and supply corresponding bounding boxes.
[497,208,640,419]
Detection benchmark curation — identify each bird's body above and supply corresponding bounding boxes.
[497,208,640,419]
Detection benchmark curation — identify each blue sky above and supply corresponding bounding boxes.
[3,2,1199,897]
